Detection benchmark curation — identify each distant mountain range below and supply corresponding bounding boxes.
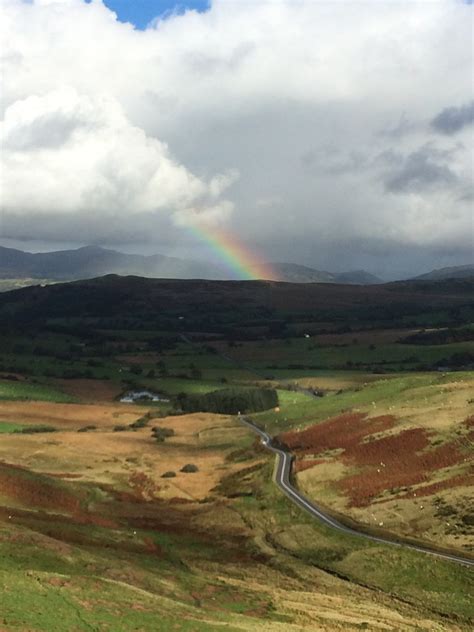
[412,264,474,281]
[269,262,381,284]
[0,245,382,285]
[0,244,471,287]
[0,245,224,282]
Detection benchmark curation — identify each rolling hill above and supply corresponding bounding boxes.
[1,274,472,331]
[0,273,473,630]
[0,245,225,281]
[413,264,474,281]
[0,245,381,285]
[270,262,381,284]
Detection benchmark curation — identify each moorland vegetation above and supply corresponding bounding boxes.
[0,275,472,630]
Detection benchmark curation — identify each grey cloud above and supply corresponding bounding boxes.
[431,101,474,134]
[0,209,179,246]
[457,183,474,202]
[378,113,419,139]
[300,146,370,175]
[248,233,474,281]
[2,0,473,280]
[300,150,317,167]
[4,111,89,150]
[185,42,256,76]
[382,145,458,194]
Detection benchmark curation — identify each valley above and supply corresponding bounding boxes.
[0,276,472,630]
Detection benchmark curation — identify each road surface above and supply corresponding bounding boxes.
[240,416,474,568]
[179,333,473,567]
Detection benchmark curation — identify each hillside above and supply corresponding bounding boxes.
[0,274,473,630]
[0,245,381,285]
[0,274,472,329]
[270,262,381,284]
[413,264,474,281]
[0,245,226,281]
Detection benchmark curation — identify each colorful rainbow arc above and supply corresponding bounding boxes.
[187,224,277,281]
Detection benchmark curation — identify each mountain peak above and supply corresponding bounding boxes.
[76,245,108,253]
[413,264,474,281]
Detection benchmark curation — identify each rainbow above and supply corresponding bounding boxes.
[188,223,277,281]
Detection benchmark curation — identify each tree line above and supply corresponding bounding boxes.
[175,387,278,415]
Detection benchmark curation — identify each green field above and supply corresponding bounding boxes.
[0,381,75,403]
[215,337,474,371]
[254,371,474,433]
[0,421,27,433]
[0,277,472,629]
[233,461,474,621]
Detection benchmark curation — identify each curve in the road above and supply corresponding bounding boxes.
[240,416,474,568]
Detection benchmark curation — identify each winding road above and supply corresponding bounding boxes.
[180,333,473,567]
[239,416,474,568]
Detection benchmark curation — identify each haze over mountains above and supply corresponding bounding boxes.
[413,264,474,281]
[0,245,222,282]
[0,245,472,288]
[268,263,382,285]
[0,244,385,285]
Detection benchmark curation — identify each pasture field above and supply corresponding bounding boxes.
[212,336,474,371]
[251,371,474,552]
[0,276,472,630]
[0,380,76,403]
[0,403,472,631]
[230,461,474,622]
[254,371,474,431]
[0,421,27,433]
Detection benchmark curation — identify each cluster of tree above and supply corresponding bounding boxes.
[400,327,474,345]
[148,336,179,352]
[129,414,151,429]
[181,463,198,472]
[160,464,198,478]
[152,426,175,442]
[434,351,474,368]
[0,362,99,379]
[174,387,278,415]
[15,425,57,434]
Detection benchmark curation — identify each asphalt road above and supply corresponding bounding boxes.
[240,416,474,568]
[178,333,473,568]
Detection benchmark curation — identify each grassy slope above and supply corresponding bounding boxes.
[250,371,473,557]
[0,421,27,433]
[0,381,76,403]
[0,277,472,629]
[0,450,472,631]
[254,371,473,433]
[231,460,474,622]
[217,337,474,370]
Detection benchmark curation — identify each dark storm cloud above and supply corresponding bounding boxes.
[382,146,458,194]
[0,210,180,246]
[431,101,474,135]
[1,0,473,279]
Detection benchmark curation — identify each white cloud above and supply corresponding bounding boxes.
[0,0,472,274]
[1,87,235,223]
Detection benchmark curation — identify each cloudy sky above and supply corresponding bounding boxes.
[1,0,472,279]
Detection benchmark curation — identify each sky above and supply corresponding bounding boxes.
[0,0,473,279]
[93,1,210,29]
